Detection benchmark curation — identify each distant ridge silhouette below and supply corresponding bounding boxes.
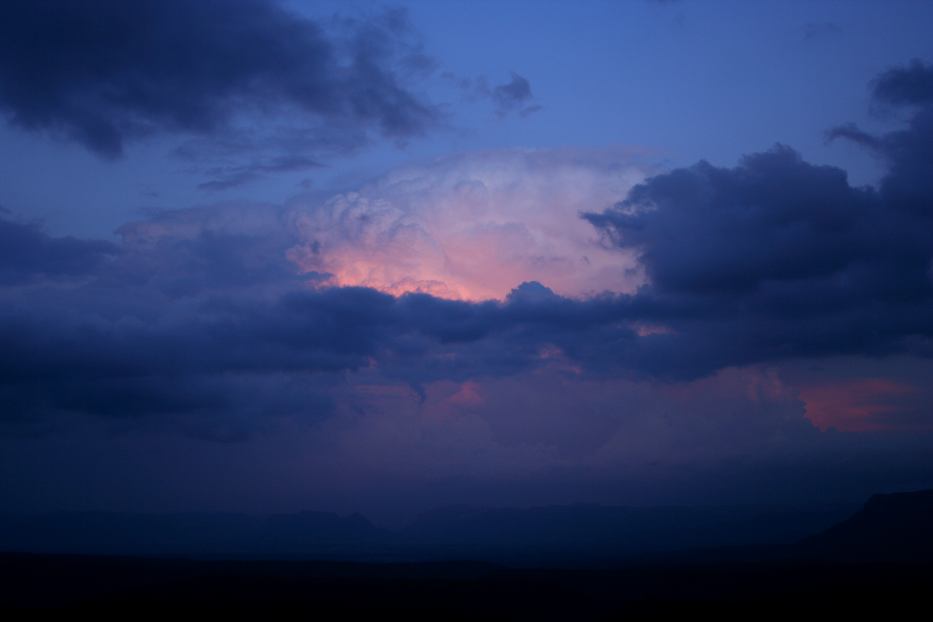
[801,489,933,561]
[0,511,391,559]
[1,502,854,563]
[3,492,933,609]
[6,492,933,564]
[402,503,850,564]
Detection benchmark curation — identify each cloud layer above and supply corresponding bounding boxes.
[0,0,435,157]
[4,55,933,433]
[3,61,933,514]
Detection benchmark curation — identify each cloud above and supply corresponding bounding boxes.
[491,72,539,117]
[799,377,929,432]
[4,61,933,449]
[825,122,883,151]
[0,175,652,438]
[0,1,437,158]
[0,272,634,438]
[587,146,896,296]
[445,71,542,118]
[0,181,635,436]
[198,156,324,192]
[287,149,647,300]
[5,80,933,436]
[585,59,933,378]
[872,59,933,107]
[803,22,842,41]
[585,143,933,377]
[0,211,118,284]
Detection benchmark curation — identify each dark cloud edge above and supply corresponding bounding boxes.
[0,0,440,159]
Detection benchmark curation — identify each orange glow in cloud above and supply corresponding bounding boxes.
[448,381,484,407]
[800,378,918,431]
[286,150,647,301]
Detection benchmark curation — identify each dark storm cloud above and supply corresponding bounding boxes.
[0,0,436,158]
[585,145,933,376]
[0,212,118,284]
[0,208,641,430]
[872,59,933,107]
[831,60,933,216]
[0,284,393,431]
[0,273,631,433]
[584,61,933,377]
[587,147,884,296]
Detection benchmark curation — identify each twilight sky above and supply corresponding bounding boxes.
[2,0,933,525]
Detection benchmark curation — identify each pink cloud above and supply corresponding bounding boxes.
[801,378,921,432]
[286,149,648,301]
[448,381,485,408]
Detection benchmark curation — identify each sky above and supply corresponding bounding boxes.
[2,0,933,525]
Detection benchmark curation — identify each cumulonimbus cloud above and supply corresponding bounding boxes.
[287,149,647,300]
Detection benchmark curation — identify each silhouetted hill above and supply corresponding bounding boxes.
[403,503,851,564]
[0,501,858,563]
[800,489,933,561]
[0,511,392,559]
[4,492,933,609]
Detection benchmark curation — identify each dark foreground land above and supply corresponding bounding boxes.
[3,490,933,613]
[2,553,933,614]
